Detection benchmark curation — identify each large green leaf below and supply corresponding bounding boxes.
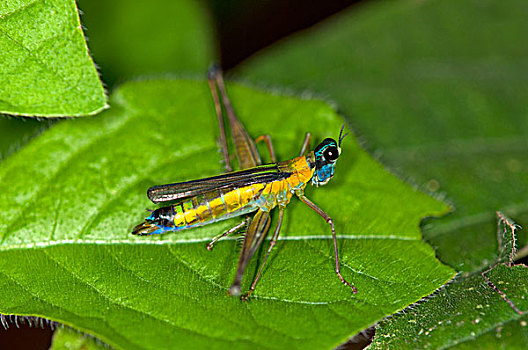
[0,79,453,349]
[236,0,528,273]
[0,0,106,117]
[371,213,527,349]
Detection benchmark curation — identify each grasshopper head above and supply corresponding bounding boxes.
[311,126,347,187]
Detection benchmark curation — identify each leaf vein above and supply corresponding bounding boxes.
[0,0,40,19]
[39,247,246,345]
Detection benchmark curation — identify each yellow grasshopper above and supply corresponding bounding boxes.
[133,67,356,300]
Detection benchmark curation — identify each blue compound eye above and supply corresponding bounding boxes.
[323,146,339,162]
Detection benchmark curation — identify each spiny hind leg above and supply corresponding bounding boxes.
[208,65,262,170]
[241,207,285,301]
[207,218,249,251]
[208,65,231,171]
[255,134,276,163]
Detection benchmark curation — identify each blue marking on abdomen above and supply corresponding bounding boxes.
[147,223,187,235]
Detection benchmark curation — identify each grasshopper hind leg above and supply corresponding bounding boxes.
[206,218,249,251]
[229,210,271,297]
[241,207,285,300]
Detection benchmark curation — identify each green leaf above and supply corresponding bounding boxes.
[450,316,528,350]
[0,0,107,117]
[371,272,528,349]
[0,79,453,349]
[76,0,215,86]
[52,327,107,350]
[236,0,528,274]
[371,213,527,349]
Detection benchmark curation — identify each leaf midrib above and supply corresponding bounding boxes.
[0,234,420,251]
